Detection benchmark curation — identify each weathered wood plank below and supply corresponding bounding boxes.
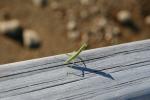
[0,39,150,100]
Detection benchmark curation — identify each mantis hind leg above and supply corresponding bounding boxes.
[78,56,86,77]
[66,56,86,77]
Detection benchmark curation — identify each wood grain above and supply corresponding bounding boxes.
[0,39,150,100]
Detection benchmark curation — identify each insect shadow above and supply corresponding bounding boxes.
[67,57,114,80]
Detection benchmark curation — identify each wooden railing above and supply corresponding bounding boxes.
[0,39,150,100]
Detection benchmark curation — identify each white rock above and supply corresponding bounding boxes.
[145,15,150,25]
[67,20,77,31]
[67,30,80,41]
[117,10,131,22]
[23,29,41,48]
[0,19,20,34]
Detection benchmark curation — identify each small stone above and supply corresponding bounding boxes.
[67,30,80,41]
[32,0,48,7]
[81,32,89,43]
[145,15,150,25]
[112,26,121,36]
[80,10,89,19]
[117,10,131,22]
[23,29,41,48]
[80,0,90,5]
[50,1,59,10]
[104,32,113,41]
[117,10,139,32]
[104,26,113,41]
[89,6,99,15]
[67,11,76,21]
[92,17,107,33]
[97,17,107,28]
[67,20,77,31]
[0,19,20,34]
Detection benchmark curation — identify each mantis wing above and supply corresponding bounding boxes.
[64,43,87,64]
[64,52,77,64]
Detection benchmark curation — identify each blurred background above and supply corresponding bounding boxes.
[0,0,150,64]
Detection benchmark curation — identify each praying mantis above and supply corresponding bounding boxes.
[64,43,87,64]
[64,43,114,79]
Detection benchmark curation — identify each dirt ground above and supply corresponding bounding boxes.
[0,0,150,64]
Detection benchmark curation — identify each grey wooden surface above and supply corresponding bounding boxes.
[0,39,150,100]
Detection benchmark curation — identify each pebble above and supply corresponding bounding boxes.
[67,20,77,31]
[67,9,76,21]
[112,26,121,36]
[50,1,59,10]
[80,10,89,19]
[0,19,21,34]
[104,32,113,41]
[23,29,41,48]
[92,17,107,34]
[80,0,90,5]
[67,30,80,41]
[117,10,131,23]
[145,15,150,25]
[81,32,89,43]
[97,17,107,29]
[32,0,48,7]
[104,25,121,41]
[89,6,99,15]
[104,25,113,41]
[117,10,139,32]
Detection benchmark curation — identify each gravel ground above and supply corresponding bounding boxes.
[0,0,150,64]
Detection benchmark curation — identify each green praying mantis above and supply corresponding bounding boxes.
[64,43,114,79]
[64,43,87,64]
